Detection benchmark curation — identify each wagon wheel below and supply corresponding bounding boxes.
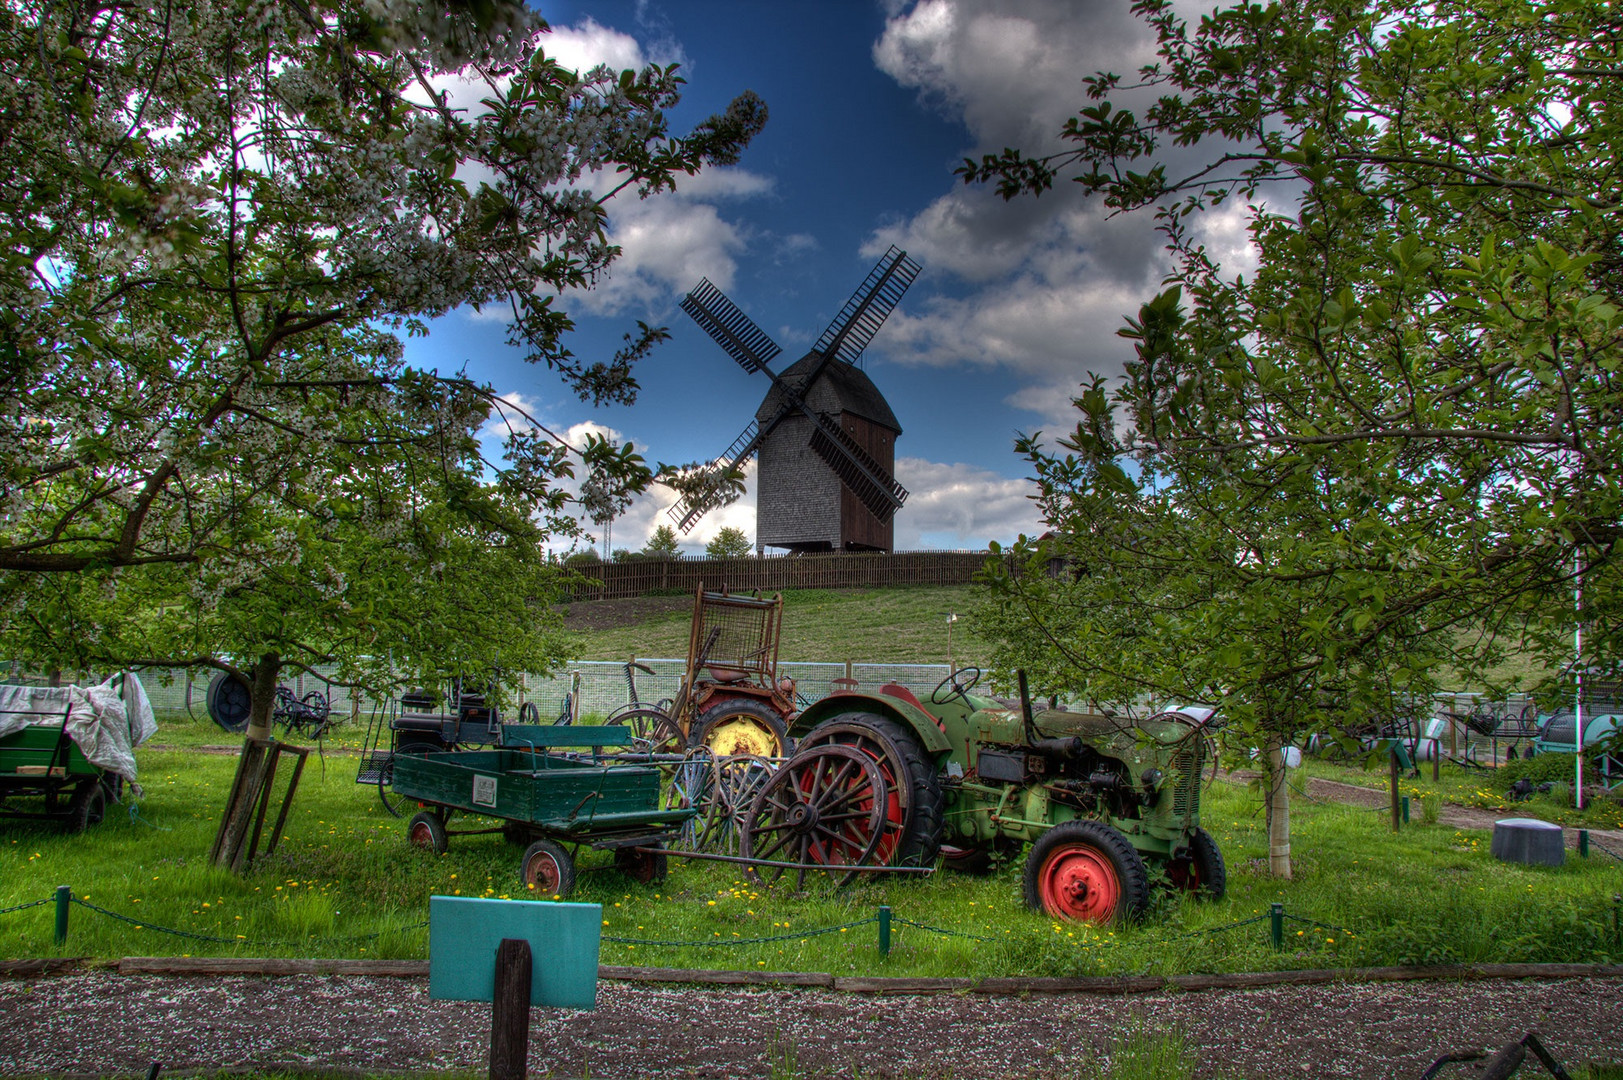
[616,706,684,754]
[520,838,576,899]
[300,691,331,737]
[615,843,669,885]
[694,753,775,855]
[379,739,437,818]
[407,809,448,855]
[663,746,716,851]
[740,744,887,890]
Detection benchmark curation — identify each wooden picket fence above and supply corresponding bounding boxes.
[565,550,996,601]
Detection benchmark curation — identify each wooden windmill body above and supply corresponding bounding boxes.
[674,247,918,554]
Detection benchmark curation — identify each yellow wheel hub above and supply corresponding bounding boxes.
[702,716,783,757]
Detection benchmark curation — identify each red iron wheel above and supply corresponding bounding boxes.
[520,838,576,899]
[796,714,943,867]
[406,810,447,855]
[740,744,888,889]
[1023,820,1150,924]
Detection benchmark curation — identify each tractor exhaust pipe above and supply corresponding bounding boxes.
[1017,670,1039,745]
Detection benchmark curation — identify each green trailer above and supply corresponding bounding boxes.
[389,724,698,898]
[0,691,120,831]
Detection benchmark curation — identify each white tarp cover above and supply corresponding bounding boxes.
[0,674,157,785]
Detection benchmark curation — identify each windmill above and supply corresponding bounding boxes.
[673,246,919,553]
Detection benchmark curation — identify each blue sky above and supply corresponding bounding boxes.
[405,1,1255,554]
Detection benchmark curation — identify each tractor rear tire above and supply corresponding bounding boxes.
[690,698,790,758]
[1024,820,1150,924]
[1165,826,1226,900]
[799,713,944,868]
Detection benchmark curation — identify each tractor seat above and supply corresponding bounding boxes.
[706,666,750,684]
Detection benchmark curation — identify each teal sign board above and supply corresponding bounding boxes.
[428,896,602,1009]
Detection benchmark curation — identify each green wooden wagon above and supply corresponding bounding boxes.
[0,696,119,832]
[389,725,698,897]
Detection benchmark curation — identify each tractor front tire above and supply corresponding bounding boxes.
[1165,826,1227,901]
[799,713,944,868]
[690,698,790,758]
[1024,820,1150,924]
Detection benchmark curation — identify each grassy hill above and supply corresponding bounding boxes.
[558,585,993,665]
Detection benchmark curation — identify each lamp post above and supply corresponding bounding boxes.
[947,613,958,675]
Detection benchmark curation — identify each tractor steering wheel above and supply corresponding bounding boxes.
[930,666,982,705]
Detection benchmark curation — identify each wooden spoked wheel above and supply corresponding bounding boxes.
[740,744,887,889]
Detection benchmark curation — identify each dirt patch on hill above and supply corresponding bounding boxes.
[554,595,691,635]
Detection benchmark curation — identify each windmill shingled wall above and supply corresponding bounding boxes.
[756,411,842,548]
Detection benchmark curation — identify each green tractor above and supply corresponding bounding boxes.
[769,667,1225,923]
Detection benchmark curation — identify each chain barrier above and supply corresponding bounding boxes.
[605,917,877,949]
[1588,836,1623,863]
[1281,912,1354,936]
[891,915,998,942]
[0,897,51,917]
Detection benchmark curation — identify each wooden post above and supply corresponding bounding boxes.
[1432,740,1440,783]
[1389,744,1401,832]
[489,938,532,1080]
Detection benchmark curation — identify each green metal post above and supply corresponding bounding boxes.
[53,885,70,946]
[1614,895,1621,949]
[1270,903,1283,951]
[1579,829,1589,858]
[878,905,892,956]
[1401,796,1410,824]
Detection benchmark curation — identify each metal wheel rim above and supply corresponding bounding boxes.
[408,819,438,850]
[524,850,564,894]
[797,723,911,864]
[1039,844,1121,923]
[740,744,887,890]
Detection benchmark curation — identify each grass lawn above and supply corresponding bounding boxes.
[562,586,993,664]
[4,713,1621,977]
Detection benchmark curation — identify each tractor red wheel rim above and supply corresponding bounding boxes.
[1039,845,1120,923]
[524,851,562,894]
[408,821,436,849]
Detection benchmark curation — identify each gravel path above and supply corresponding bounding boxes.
[3,970,1622,1079]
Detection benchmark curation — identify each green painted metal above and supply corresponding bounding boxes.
[391,750,692,834]
[54,885,70,946]
[428,896,600,1009]
[499,725,633,750]
[790,692,952,755]
[878,905,891,956]
[1270,903,1284,950]
[0,721,99,777]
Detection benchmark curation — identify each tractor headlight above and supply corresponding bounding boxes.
[1141,768,1164,794]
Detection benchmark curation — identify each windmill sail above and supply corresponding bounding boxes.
[806,413,908,523]
[813,246,921,367]
[666,417,770,533]
[681,279,782,374]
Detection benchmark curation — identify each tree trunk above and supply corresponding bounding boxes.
[244,652,280,741]
[1265,734,1292,879]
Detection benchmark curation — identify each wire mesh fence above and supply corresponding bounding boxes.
[110,659,960,724]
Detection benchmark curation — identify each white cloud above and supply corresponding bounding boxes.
[544,17,649,74]
[893,457,1042,549]
[869,1,1258,419]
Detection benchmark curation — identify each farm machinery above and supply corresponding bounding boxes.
[615,586,798,759]
[743,667,1225,923]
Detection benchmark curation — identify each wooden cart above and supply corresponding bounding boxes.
[0,695,120,832]
[390,725,698,897]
